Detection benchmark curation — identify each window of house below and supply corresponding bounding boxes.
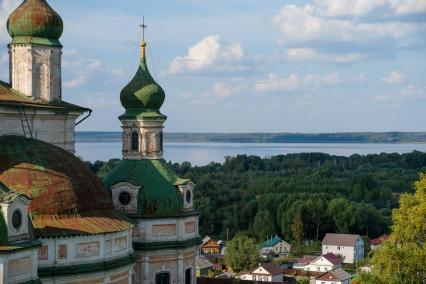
[337,246,341,250]
[185,268,191,284]
[131,132,139,151]
[155,272,170,284]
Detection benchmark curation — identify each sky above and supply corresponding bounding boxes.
[0,0,425,133]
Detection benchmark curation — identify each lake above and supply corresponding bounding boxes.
[75,142,426,166]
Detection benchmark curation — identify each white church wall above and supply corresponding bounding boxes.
[37,230,133,268]
[136,215,198,242]
[0,107,81,153]
[0,248,39,284]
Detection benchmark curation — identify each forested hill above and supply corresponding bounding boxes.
[87,151,426,244]
[77,131,426,143]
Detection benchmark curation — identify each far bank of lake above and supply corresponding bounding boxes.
[76,142,426,166]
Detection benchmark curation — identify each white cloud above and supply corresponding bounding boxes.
[382,70,405,84]
[255,72,342,94]
[165,35,250,75]
[63,49,123,89]
[388,0,426,15]
[180,80,246,104]
[286,48,364,63]
[273,2,426,63]
[375,85,426,104]
[274,4,421,44]
[314,0,426,17]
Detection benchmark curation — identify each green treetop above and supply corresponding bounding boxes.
[355,173,426,284]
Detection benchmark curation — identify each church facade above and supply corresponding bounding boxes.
[0,1,200,284]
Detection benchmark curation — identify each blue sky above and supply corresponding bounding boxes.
[0,0,425,132]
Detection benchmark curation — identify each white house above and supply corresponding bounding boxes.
[315,268,352,284]
[304,253,343,272]
[237,262,283,282]
[322,233,364,264]
[259,235,292,256]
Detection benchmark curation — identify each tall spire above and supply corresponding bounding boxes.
[140,17,147,59]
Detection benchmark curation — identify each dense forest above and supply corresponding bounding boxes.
[77,131,426,143]
[85,151,426,244]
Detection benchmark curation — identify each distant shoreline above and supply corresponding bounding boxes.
[76,131,426,144]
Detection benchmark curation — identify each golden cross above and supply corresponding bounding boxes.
[140,17,147,41]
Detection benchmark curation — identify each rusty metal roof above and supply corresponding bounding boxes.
[0,80,89,112]
[32,212,134,237]
[0,136,133,237]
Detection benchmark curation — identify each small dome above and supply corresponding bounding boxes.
[7,0,63,43]
[120,43,165,114]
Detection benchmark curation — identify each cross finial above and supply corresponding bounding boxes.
[140,16,147,42]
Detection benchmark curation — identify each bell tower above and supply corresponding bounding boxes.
[8,0,64,102]
[119,19,167,160]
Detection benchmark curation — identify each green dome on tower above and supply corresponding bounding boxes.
[7,0,63,47]
[120,41,166,120]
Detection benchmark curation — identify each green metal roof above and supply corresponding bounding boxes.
[258,235,283,248]
[103,159,190,216]
[7,0,63,47]
[120,42,165,119]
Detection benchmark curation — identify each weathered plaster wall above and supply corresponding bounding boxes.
[135,216,199,242]
[0,107,80,153]
[10,44,61,102]
[0,248,39,284]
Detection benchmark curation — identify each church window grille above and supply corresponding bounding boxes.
[155,272,170,284]
[131,132,139,151]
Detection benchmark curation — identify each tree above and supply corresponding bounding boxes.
[291,211,304,245]
[252,210,275,241]
[224,234,258,273]
[359,174,426,284]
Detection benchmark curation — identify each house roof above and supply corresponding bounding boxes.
[370,235,389,245]
[202,236,212,245]
[321,253,343,265]
[322,233,360,246]
[316,268,352,281]
[252,262,283,275]
[295,255,317,265]
[0,80,89,113]
[259,235,286,248]
[197,256,213,270]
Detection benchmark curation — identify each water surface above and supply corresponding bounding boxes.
[75,142,426,166]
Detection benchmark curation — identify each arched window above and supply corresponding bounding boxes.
[160,131,163,151]
[185,268,191,284]
[131,132,139,151]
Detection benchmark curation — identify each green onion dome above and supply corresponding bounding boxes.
[7,0,63,46]
[120,41,165,119]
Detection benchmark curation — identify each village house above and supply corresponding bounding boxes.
[201,236,221,255]
[322,233,364,264]
[237,262,283,282]
[370,234,389,250]
[259,235,292,256]
[315,268,352,284]
[196,256,214,277]
[293,256,318,270]
[304,253,342,272]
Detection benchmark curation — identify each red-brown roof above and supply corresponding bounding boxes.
[252,262,283,275]
[322,233,360,246]
[370,235,389,245]
[322,253,343,265]
[295,255,317,265]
